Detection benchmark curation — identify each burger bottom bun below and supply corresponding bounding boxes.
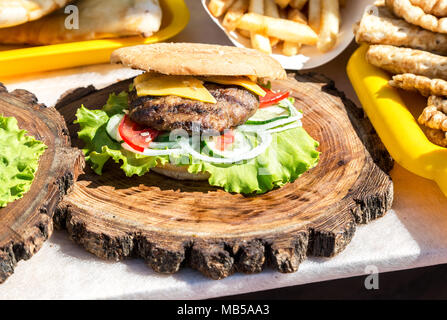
[152,162,210,181]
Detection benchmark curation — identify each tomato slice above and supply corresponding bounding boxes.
[118,115,159,152]
[215,130,235,151]
[259,89,290,108]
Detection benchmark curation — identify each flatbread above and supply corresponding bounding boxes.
[418,96,447,131]
[428,95,447,113]
[0,0,162,45]
[366,45,447,80]
[424,127,447,147]
[355,6,447,55]
[0,0,71,28]
[385,0,447,33]
[409,0,447,17]
[389,73,447,96]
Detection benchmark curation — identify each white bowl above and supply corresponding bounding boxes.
[202,0,373,70]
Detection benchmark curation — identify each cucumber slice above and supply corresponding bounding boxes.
[245,105,290,124]
[106,113,124,141]
[203,130,253,158]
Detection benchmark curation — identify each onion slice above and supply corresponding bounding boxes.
[122,142,182,156]
[149,141,179,149]
[178,132,272,164]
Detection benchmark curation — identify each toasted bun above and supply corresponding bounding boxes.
[111,43,287,80]
[152,163,210,181]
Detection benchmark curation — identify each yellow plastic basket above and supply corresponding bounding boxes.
[0,0,189,78]
[347,44,447,196]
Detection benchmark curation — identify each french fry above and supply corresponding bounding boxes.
[220,0,341,54]
[238,13,318,44]
[251,33,273,53]
[289,0,308,9]
[265,0,280,18]
[208,0,236,17]
[249,0,263,13]
[264,0,280,47]
[288,8,307,24]
[270,37,280,47]
[222,0,249,31]
[238,28,251,37]
[308,0,321,33]
[279,7,287,18]
[317,0,339,52]
[278,0,287,49]
[249,0,272,54]
[284,7,306,54]
[274,0,291,8]
[283,41,301,56]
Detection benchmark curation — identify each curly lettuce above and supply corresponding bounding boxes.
[0,116,47,207]
[75,92,320,194]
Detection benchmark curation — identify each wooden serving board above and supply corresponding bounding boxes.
[0,84,84,283]
[54,73,394,279]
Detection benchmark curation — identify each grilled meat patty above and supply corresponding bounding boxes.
[128,83,259,132]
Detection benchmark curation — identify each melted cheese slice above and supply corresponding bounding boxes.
[204,76,266,97]
[134,72,155,85]
[135,74,217,104]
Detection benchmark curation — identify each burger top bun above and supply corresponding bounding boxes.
[111,42,287,80]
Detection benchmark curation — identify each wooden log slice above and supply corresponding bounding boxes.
[0,84,84,283]
[54,73,394,279]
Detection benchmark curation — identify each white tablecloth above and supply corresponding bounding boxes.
[1,0,447,300]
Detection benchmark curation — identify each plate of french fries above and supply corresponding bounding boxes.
[203,0,372,69]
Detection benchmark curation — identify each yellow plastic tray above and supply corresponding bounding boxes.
[347,45,447,196]
[0,0,189,78]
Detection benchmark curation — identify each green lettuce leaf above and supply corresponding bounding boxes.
[75,101,168,177]
[102,91,129,117]
[0,116,47,207]
[75,92,320,194]
[188,128,319,194]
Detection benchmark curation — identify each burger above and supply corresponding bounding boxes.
[75,43,319,194]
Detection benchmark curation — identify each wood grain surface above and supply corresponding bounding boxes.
[54,73,394,279]
[0,84,84,283]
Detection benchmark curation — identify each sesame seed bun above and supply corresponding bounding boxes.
[111,43,287,80]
